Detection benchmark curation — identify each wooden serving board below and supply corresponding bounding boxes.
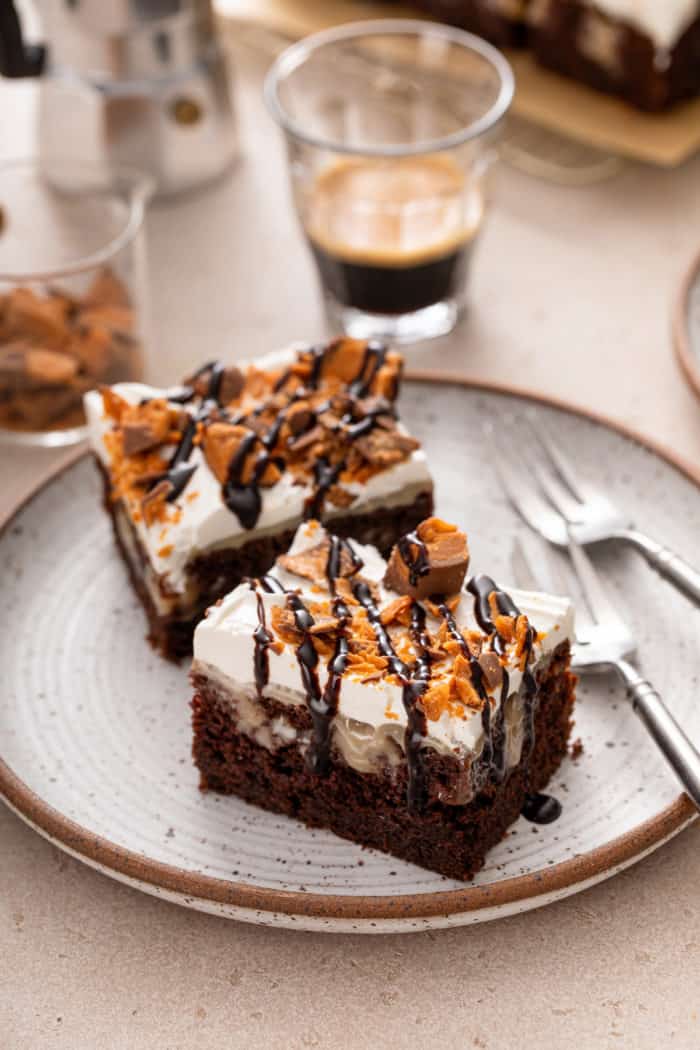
[218,0,700,167]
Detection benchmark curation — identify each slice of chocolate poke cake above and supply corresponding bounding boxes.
[191,517,576,879]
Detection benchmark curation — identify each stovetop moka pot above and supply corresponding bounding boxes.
[0,0,237,195]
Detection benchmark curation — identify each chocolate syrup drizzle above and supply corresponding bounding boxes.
[466,574,551,811]
[252,587,272,697]
[351,579,434,810]
[397,530,429,587]
[305,536,362,774]
[247,536,555,818]
[249,536,365,776]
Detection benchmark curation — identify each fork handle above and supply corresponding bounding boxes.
[616,659,700,811]
[617,529,700,609]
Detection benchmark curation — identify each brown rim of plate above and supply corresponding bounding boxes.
[0,373,697,922]
[672,247,700,401]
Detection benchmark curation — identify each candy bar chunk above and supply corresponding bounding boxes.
[384,517,470,599]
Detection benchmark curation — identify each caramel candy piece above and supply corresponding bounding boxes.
[121,399,172,456]
[202,421,249,483]
[80,305,134,335]
[83,268,131,309]
[319,339,402,400]
[25,348,78,386]
[0,341,29,380]
[285,400,314,436]
[5,288,70,350]
[478,650,503,691]
[278,537,360,586]
[384,518,470,600]
[355,428,419,467]
[189,363,244,404]
[203,421,280,487]
[218,366,245,405]
[141,479,172,525]
[319,339,368,383]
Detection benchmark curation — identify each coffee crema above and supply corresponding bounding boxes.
[304,154,482,316]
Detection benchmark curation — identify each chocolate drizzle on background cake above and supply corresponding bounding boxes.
[133,340,405,529]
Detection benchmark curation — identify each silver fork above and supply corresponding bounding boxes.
[512,532,700,811]
[489,414,700,609]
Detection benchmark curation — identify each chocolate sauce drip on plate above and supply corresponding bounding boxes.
[521,792,562,824]
[397,530,429,587]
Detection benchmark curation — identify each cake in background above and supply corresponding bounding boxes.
[411,0,700,110]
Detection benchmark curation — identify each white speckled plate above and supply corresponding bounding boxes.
[0,376,698,933]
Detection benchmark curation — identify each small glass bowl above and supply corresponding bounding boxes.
[0,159,153,446]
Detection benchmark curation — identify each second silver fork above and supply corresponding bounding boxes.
[512,532,700,811]
[490,414,700,609]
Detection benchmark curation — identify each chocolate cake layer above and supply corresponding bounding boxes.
[192,641,575,880]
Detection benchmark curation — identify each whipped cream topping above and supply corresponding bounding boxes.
[84,346,432,597]
[193,522,575,760]
[590,1,698,50]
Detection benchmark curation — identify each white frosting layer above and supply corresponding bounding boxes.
[590,1,698,50]
[194,522,575,758]
[85,347,432,598]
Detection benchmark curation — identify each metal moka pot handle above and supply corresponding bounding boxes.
[0,1,45,78]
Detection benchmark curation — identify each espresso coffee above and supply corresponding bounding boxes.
[305,155,482,316]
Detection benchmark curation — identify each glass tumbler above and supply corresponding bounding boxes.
[0,159,152,446]
[266,19,514,344]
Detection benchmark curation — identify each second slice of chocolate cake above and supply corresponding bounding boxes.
[85,339,433,659]
[191,517,576,880]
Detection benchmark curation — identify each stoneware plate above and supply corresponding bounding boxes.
[674,249,700,401]
[0,376,698,933]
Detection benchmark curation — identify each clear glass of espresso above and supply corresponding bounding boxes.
[266,19,514,344]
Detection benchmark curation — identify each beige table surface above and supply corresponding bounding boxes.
[2,38,700,1050]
